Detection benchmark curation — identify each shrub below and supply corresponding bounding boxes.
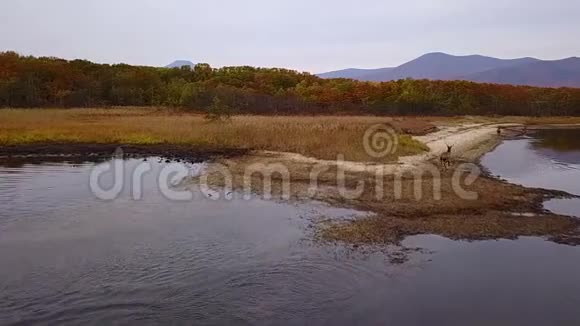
[205,96,234,122]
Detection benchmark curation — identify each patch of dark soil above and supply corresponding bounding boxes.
[551,234,580,246]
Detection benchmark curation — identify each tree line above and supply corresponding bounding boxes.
[1,51,580,116]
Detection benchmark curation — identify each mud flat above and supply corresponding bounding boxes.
[189,123,580,246]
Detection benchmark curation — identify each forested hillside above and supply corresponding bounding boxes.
[1,52,580,116]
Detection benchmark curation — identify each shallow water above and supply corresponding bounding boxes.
[1,158,580,325]
[481,129,580,217]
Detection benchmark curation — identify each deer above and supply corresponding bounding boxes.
[440,144,454,170]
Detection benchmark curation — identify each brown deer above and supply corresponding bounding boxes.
[440,144,454,169]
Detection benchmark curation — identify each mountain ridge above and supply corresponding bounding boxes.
[318,53,579,88]
[464,57,580,87]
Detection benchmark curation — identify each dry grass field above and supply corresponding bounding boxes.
[0,108,428,162]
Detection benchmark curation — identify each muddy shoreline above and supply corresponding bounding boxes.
[0,143,248,164]
[192,151,580,245]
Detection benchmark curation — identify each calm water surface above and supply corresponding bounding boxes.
[481,129,580,217]
[1,156,580,325]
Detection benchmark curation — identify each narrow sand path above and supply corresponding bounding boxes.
[403,123,519,162]
[261,123,520,174]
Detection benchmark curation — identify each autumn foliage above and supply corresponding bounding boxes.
[1,51,580,116]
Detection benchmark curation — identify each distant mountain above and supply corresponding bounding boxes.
[363,52,539,81]
[318,52,580,88]
[317,68,393,79]
[166,60,195,68]
[464,57,580,88]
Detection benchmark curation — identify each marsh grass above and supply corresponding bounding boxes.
[0,108,427,162]
[439,115,580,126]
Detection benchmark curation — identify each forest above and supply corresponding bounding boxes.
[1,51,580,116]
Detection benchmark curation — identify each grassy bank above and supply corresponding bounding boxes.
[0,108,427,162]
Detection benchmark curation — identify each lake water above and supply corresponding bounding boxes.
[481,129,580,217]
[1,155,580,325]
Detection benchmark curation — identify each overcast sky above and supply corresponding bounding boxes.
[1,0,579,73]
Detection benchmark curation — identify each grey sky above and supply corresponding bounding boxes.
[1,0,579,73]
